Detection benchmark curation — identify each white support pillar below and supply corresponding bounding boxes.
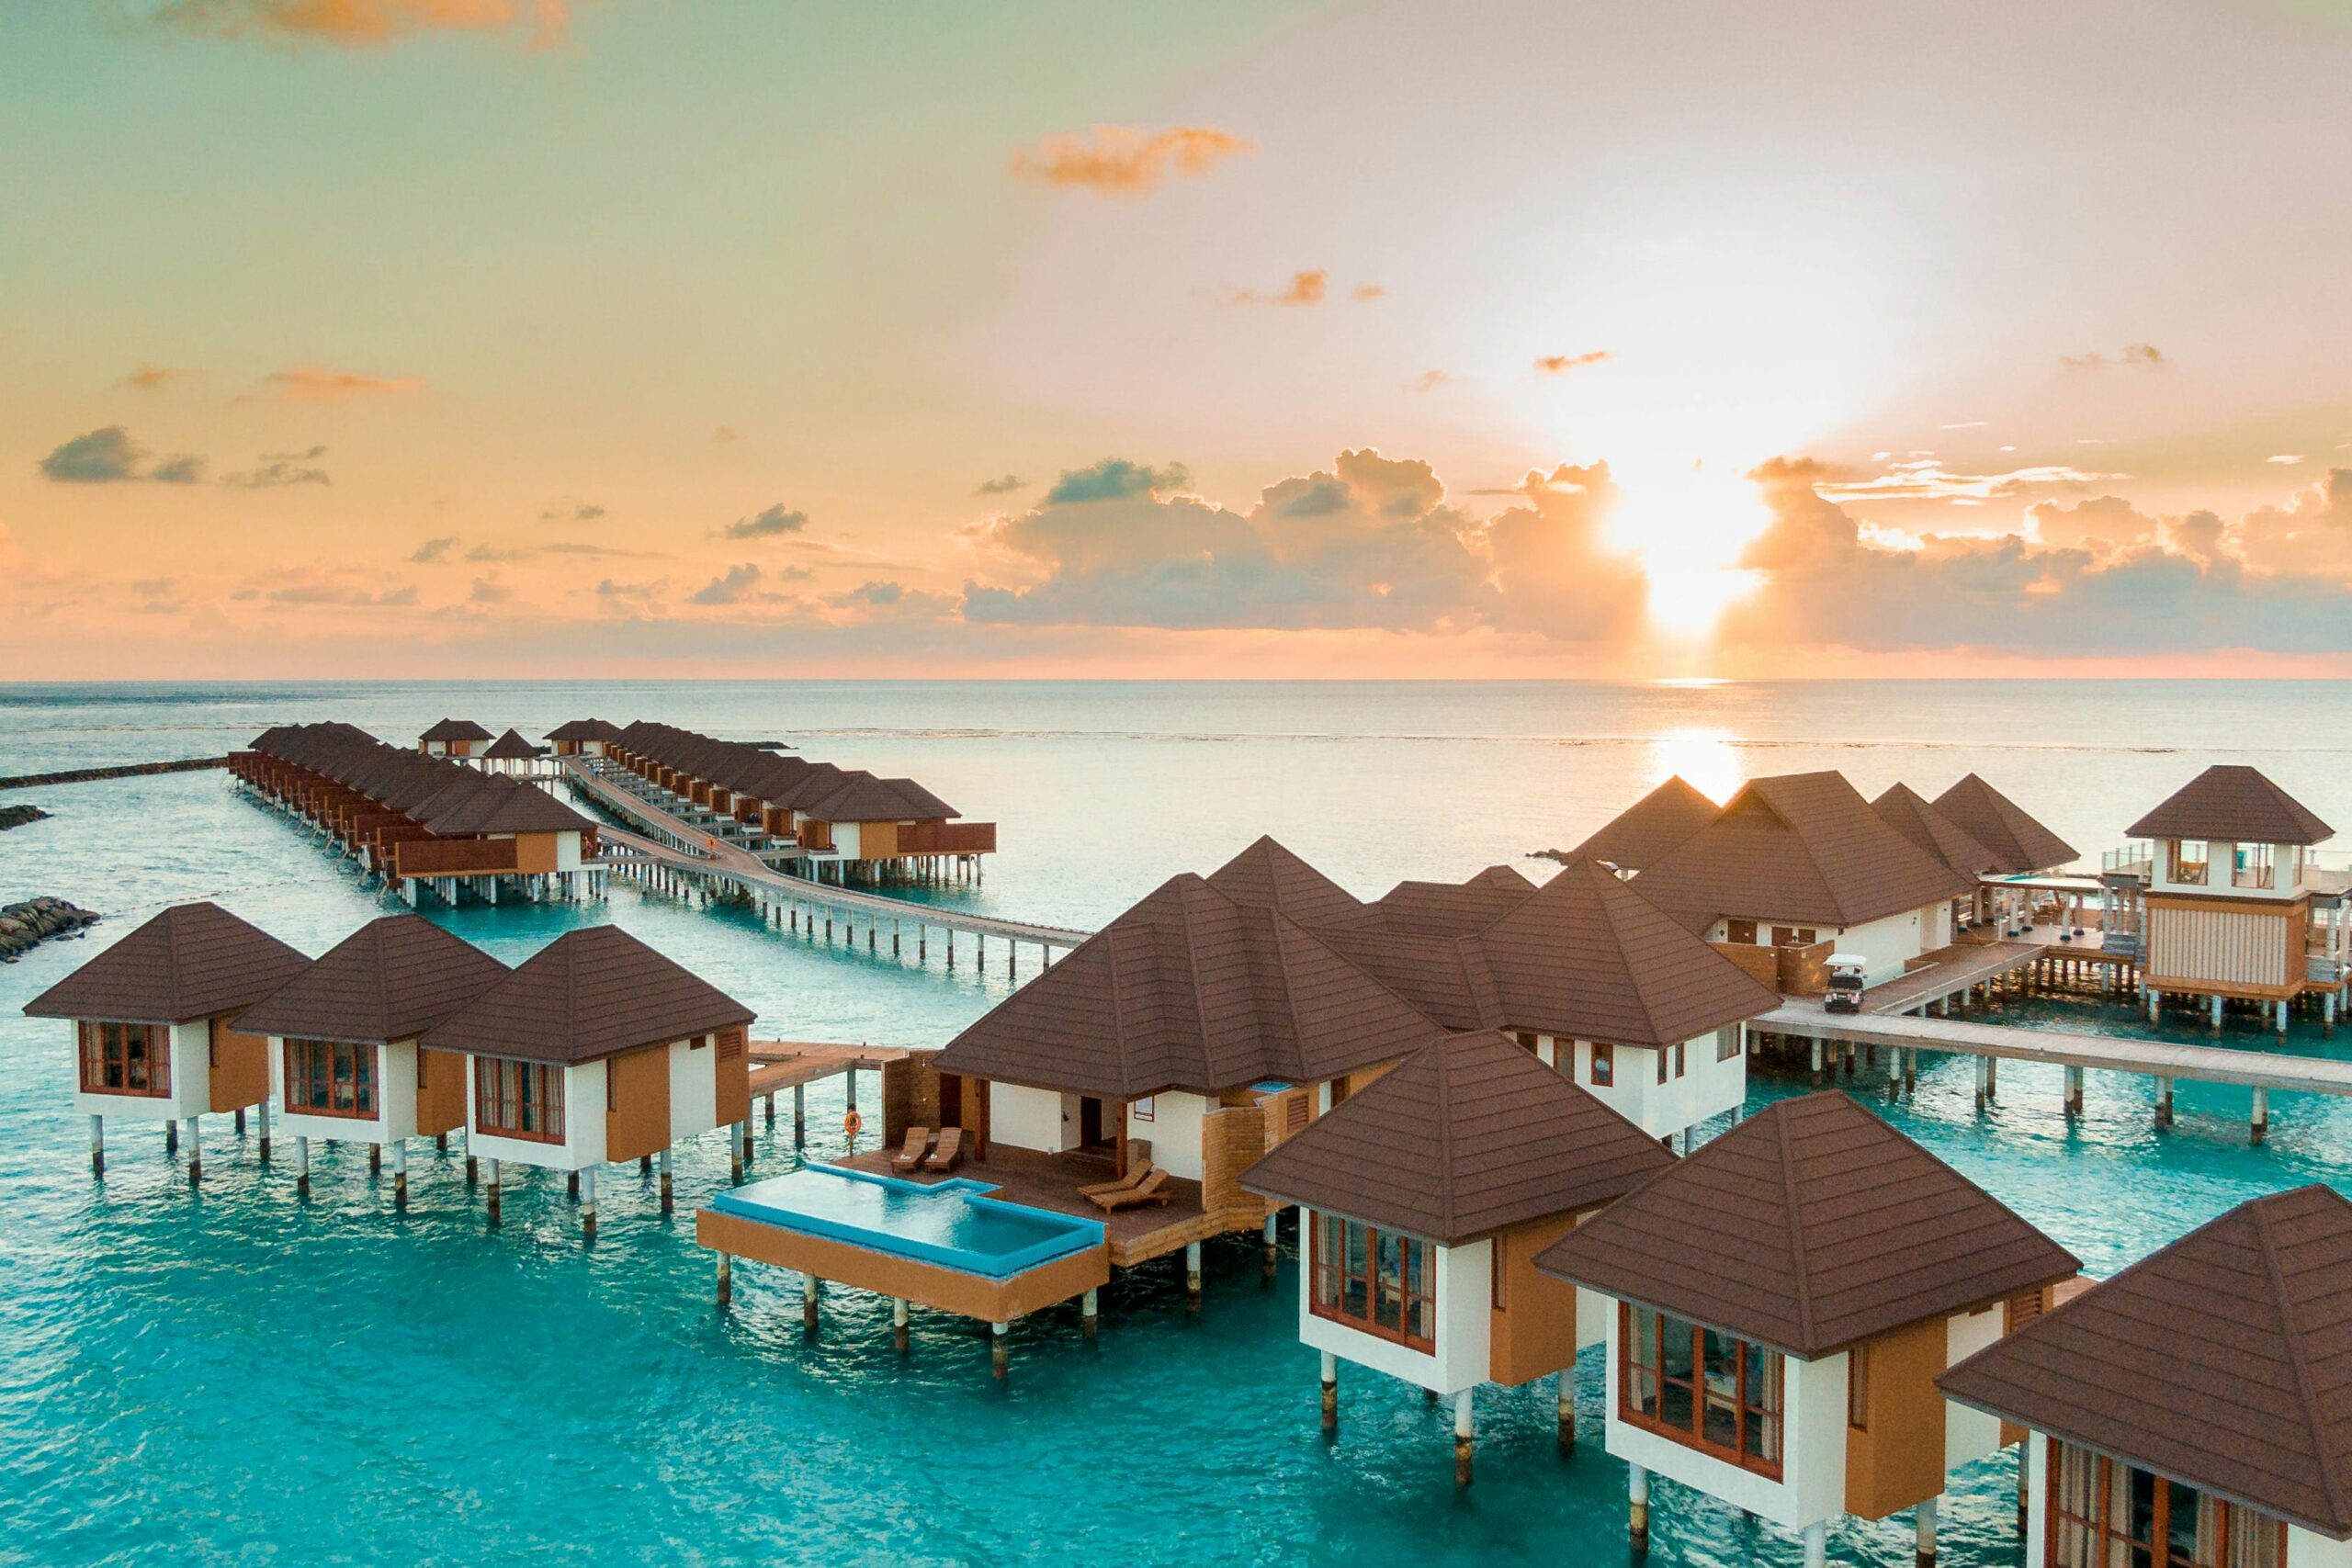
[1628,1461,1650,1553]
[802,1271,820,1331]
[2275,998,2290,1034]
[659,1145,674,1213]
[989,1318,1009,1380]
[255,1099,271,1162]
[892,1296,910,1352]
[2154,1075,2175,1126]
[2210,993,2225,1028]
[1319,1348,1337,1433]
[1803,1520,1827,1568]
[1184,1239,1203,1313]
[580,1164,598,1238]
[1556,1369,1575,1450]
[88,1113,104,1177]
[2252,1086,2269,1145]
[2064,1065,2084,1118]
[1452,1387,1474,1487]
[187,1113,202,1187]
[1917,1495,1939,1568]
[486,1156,503,1226]
[391,1136,409,1211]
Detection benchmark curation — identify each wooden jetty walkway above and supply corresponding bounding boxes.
[565,759,1093,976]
[745,1040,918,1148]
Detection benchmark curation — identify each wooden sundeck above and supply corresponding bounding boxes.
[836,1143,1236,1269]
[747,1040,910,1091]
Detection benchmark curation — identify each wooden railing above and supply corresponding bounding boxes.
[391,837,521,878]
[899,820,997,855]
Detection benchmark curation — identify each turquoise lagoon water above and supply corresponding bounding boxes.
[3,679,2351,1567]
[714,1168,1102,1276]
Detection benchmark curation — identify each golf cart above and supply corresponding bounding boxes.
[1824,953,1870,1013]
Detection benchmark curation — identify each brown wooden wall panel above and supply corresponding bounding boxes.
[695,1207,1108,1322]
[1777,940,1835,998]
[1200,1104,1272,1221]
[882,1055,942,1145]
[513,832,560,874]
[713,1025,751,1127]
[1488,1211,1586,1385]
[605,1044,673,1164]
[1843,1314,1951,1519]
[207,1019,272,1111]
[1710,942,1783,989]
[416,1044,467,1136]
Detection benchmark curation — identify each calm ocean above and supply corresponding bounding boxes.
[2,679,2348,1567]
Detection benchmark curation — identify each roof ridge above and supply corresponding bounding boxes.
[1430,1040,1456,1239]
[1181,883,1218,1087]
[2253,1195,2348,1529]
[372,919,398,1037]
[1595,869,1672,1045]
[1776,1104,1818,1350]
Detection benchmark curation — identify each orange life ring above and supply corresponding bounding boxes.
[842,1109,863,1139]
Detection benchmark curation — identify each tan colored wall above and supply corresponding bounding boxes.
[514,832,560,874]
[1487,1211,1586,1385]
[605,1044,673,1163]
[1200,1103,1272,1221]
[883,1055,943,1145]
[1710,941,1783,989]
[859,820,900,860]
[1778,940,1835,998]
[2146,894,2304,998]
[714,1025,751,1127]
[417,1043,467,1136]
[1843,1314,1951,1519]
[207,1019,271,1111]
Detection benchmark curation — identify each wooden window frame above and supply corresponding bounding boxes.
[1309,1213,1437,1353]
[78,1020,171,1098]
[1591,1043,1614,1088]
[1848,1344,1870,1430]
[2170,839,2210,886]
[1618,1302,1785,1480]
[2046,1438,2286,1568]
[474,1056,567,1144]
[1717,1024,1742,1063]
[2233,841,2275,891]
[283,1038,379,1119]
[1726,919,1758,944]
[1491,1234,1508,1311]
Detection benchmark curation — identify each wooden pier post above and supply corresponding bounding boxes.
[235,1106,246,1137]
[372,1144,383,1177]
[1082,1288,1099,1340]
[1984,1055,1998,1100]
[2154,1076,2175,1126]
[793,1085,806,1147]
[2064,1066,2084,1119]
[892,1297,910,1353]
[1262,1213,1278,1281]
[187,1114,202,1187]
[1810,1038,1826,1086]
[716,1249,731,1307]
[765,1091,775,1127]
[1628,1461,1650,1554]
[946,930,956,969]
[89,1113,104,1176]
[660,1146,673,1213]
[296,1134,311,1194]
[580,1164,597,1239]
[1917,1495,1939,1568]
[738,1119,752,1179]
[802,1273,820,1332]
[1557,1370,1576,1451]
[392,1136,409,1211]
[990,1319,1009,1380]
[486,1157,502,1226]
[167,1118,179,1156]
[2251,1087,2269,1145]
[1974,1055,1992,1110]
[1453,1388,1474,1487]
[1320,1349,1338,1434]
[1184,1240,1203,1314]
[256,1100,271,1162]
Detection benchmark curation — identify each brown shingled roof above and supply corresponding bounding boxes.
[22,903,310,1025]
[1204,836,1364,927]
[933,874,1444,1099]
[1534,1091,2078,1358]
[420,718,493,743]
[1871,783,1999,877]
[1629,771,1978,931]
[1931,773,2078,873]
[1551,775,1721,871]
[1940,1184,2352,1540]
[481,728,539,761]
[544,718,624,742]
[235,916,509,1045]
[2127,764,2335,847]
[1242,1030,1676,1246]
[419,926,754,1066]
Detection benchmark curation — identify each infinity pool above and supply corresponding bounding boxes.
[710,1166,1102,1277]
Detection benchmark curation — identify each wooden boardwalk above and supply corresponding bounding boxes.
[563,758,1094,959]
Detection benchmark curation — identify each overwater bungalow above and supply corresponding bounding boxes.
[418,717,492,757]
[1872,784,1999,882]
[478,728,542,776]
[1940,1184,2352,1568]
[2106,765,2349,1030]
[1929,773,2081,931]
[1545,774,1722,876]
[1310,858,1781,1147]
[1625,771,1979,989]
[1536,1090,2079,1568]
[419,925,755,1237]
[794,772,995,877]
[544,718,623,758]
[1240,1029,1675,1483]
[22,902,310,1183]
[234,915,507,1209]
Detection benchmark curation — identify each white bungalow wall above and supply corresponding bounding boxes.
[1943,1306,2006,1468]
[1543,1032,1746,1142]
[667,1037,719,1142]
[267,1036,421,1147]
[989,1082,1066,1154]
[2150,840,2305,904]
[463,1057,607,1172]
[70,1018,214,1123]
[1129,1091,1207,1180]
[2018,1431,2352,1568]
[1295,1220,1493,1397]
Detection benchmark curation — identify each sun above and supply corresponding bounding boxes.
[1606,461,1771,639]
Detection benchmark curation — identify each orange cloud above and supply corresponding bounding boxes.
[1534,350,1611,375]
[149,0,574,49]
[125,364,194,390]
[258,367,423,403]
[1009,125,1253,195]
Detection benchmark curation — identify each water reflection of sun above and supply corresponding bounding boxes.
[1651,728,1742,804]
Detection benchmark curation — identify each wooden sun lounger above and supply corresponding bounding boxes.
[922,1126,965,1172]
[1087,1168,1171,1212]
[1076,1160,1152,1199]
[891,1126,934,1173]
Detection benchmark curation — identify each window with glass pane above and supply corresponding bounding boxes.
[2170,840,2210,884]
[79,1021,170,1097]
[1717,1025,1741,1063]
[1309,1215,1435,1351]
[2047,1440,2285,1568]
[2233,842,2274,890]
[475,1056,566,1142]
[1592,1043,1614,1087]
[284,1039,378,1117]
[1618,1304,1784,1478]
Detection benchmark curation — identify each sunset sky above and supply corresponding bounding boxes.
[6,0,2349,679]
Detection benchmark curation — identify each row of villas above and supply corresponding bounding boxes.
[231,723,604,906]
[558,717,998,881]
[26,903,759,1234]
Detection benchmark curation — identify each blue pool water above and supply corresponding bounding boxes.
[4,678,2352,1567]
[714,1167,1104,1277]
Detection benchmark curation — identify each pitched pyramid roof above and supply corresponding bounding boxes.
[1931,773,2078,873]
[420,718,493,743]
[545,717,624,742]
[481,728,539,761]
[235,915,509,1044]
[2127,764,2334,847]
[1629,771,1978,930]
[1940,1184,2352,1540]
[933,874,1444,1099]
[22,902,310,1025]
[1535,1091,2077,1358]
[1872,783,1999,877]
[1204,836,1363,928]
[1552,775,1721,871]
[421,926,754,1065]
[1475,859,1781,1045]
[1242,1031,1676,1246]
